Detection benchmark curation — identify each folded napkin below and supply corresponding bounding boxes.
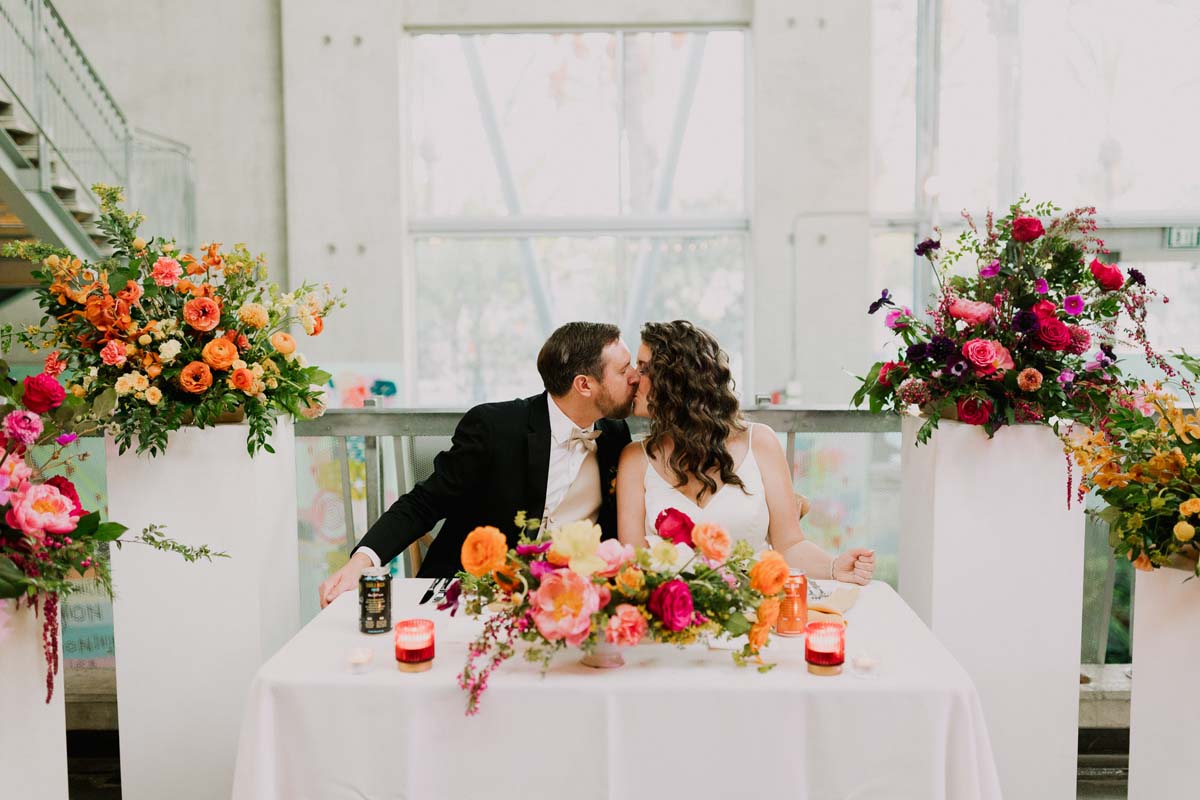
[807,586,860,625]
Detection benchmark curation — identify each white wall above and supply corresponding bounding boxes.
[53,0,289,284]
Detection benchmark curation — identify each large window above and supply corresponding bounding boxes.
[407,30,748,405]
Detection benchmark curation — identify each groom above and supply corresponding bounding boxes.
[319,321,637,606]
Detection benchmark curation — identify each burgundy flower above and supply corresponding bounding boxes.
[1067,325,1091,356]
[956,396,993,426]
[914,238,941,257]
[435,579,462,616]
[43,476,86,517]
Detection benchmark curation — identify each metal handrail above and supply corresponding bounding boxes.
[295,406,902,563]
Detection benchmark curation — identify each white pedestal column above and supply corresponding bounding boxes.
[0,599,67,800]
[900,415,1084,800]
[106,419,299,800]
[1128,561,1200,800]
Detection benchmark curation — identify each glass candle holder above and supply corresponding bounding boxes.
[805,620,845,676]
[394,619,435,672]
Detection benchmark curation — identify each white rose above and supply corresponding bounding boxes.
[159,339,182,363]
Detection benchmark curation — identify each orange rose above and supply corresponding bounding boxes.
[461,526,508,577]
[691,522,732,562]
[748,622,770,653]
[176,279,195,294]
[756,596,781,628]
[546,547,570,567]
[179,361,213,394]
[749,551,789,596]
[183,297,221,332]
[202,338,238,371]
[310,314,324,336]
[270,331,296,355]
[229,368,256,393]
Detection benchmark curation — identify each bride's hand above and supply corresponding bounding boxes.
[833,548,875,585]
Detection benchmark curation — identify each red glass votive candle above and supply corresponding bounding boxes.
[805,620,845,676]
[395,619,435,672]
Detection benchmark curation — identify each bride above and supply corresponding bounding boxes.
[616,320,875,585]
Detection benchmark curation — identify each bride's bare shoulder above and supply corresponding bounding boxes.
[748,422,785,457]
[619,439,646,467]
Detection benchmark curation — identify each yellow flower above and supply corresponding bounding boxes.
[145,387,162,405]
[237,302,270,329]
[1179,498,1200,517]
[615,566,645,595]
[1151,497,1167,510]
[1175,520,1196,543]
[550,519,606,577]
[132,372,149,392]
[1126,512,1144,531]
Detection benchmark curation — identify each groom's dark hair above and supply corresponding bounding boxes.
[537,322,621,396]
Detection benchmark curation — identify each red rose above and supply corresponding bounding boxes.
[1037,318,1071,351]
[44,476,86,517]
[1031,300,1058,319]
[1089,258,1125,292]
[956,396,993,426]
[22,373,66,414]
[1011,216,1045,243]
[654,507,695,546]
[877,360,908,387]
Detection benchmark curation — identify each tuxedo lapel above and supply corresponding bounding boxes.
[525,392,551,523]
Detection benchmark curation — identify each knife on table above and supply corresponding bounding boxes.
[418,577,445,605]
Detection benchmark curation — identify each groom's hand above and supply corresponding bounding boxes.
[319,551,373,609]
[833,548,875,585]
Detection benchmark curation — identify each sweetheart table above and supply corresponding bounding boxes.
[232,578,1001,800]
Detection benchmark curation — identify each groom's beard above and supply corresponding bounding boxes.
[596,387,636,420]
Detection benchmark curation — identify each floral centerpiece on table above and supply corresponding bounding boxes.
[442,508,789,715]
[1066,357,1200,576]
[1,184,344,456]
[852,198,1168,444]
[0,353,224,702]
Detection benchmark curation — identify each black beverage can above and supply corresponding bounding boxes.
[359,567,392,634]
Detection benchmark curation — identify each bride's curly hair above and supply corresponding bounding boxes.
[640,320,746,504]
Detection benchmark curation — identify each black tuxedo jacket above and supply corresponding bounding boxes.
[354,392,631,578]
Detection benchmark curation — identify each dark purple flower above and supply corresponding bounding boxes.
[906,342,930,362]
[516,541,552,557]
[1100,343,1116,361]
[946,355,970,380]
[867,289,894,315]
[1128,268,1146,286]
[914,238,941,258]
[1011,310,1041,334]
[929,336,956,361]
[436,579,462,617]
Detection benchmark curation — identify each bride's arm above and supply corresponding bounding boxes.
[616,442,649,547]
[756,424,874,585]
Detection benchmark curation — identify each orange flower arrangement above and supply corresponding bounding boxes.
[749,550,789,596]
[461,526,508,577]
[2,184,344,456]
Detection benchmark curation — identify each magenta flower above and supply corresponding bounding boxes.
[885,306,912,329]
[3,410,43,447]
[979,259,1001,278]
[530,560,558,580]
[515,541,552,557]
[1057,371,1075,384]
[647,579,695,632]
[435,579,462,616]
[1063,295,1085,316]
[1035,278,1049,294]
[55,432,78,446]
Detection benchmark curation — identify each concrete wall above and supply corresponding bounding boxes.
[53,0,289,284]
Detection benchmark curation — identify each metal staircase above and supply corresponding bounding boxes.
[0,0,194,310]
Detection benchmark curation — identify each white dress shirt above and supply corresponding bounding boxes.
[543,395,596,522]
[358,397,593,569]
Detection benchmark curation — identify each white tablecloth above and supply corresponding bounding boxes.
[233,579,1001,800]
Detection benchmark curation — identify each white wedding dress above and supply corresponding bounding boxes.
[642,424,770,548]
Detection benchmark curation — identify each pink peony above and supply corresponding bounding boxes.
[605,604,649,647]
[151,257,183,287]
[100,340,126,367]
[3,409,43,446]
[654,507,695,546]
[595,539,635,578]
[22,374,65,414]
[43,476,86,517]
[5,483,81,540]
[595,583,612,609]
[948,299,996,326]
[647,579,695,632]
[529,569,599,647]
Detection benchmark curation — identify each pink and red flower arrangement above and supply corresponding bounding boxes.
[444,509,789,714]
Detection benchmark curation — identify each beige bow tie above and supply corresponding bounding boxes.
[567,428,601,453]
